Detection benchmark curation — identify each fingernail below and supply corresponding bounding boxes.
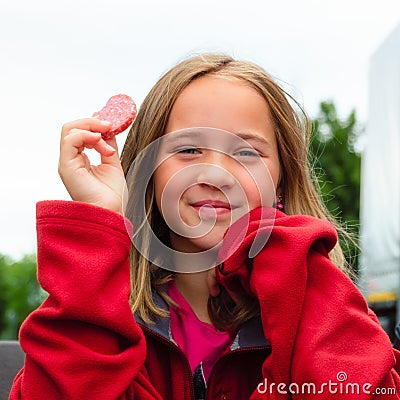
[100,120,111,125]
[106,143,115,152]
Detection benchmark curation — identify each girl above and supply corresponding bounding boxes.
[10,53,400,399]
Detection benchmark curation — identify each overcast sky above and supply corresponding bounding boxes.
[1,0,399,259]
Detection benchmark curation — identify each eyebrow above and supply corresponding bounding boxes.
[235,132,272,148]
[162,131,198,143]
[162,129,272,148]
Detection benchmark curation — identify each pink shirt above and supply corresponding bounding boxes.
[167,280,233,382]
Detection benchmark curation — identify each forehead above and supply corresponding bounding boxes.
[165,75,276,144]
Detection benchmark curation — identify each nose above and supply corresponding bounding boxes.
[196,152,236,189]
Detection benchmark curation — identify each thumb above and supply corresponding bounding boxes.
[99,136,122,168]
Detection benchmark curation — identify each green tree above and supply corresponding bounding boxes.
[0,255,9,334]
[310,101,362,276]
[0,253,46,339]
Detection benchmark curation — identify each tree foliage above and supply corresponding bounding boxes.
[310,101,362,275]
[0,254,47,339]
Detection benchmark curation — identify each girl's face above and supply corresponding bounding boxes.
[153,75,281,254]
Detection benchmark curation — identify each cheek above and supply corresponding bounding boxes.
[153,162,200,229]
[241,177,265,209]
[236,162,278,210]
[153,161,184,209]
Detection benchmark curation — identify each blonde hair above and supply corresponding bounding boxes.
[121,53,352,331]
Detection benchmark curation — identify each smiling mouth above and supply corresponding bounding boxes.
[190,200,237,216]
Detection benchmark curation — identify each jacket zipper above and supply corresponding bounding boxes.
[205,345,271,400]
[140,323,271,400]
[139,324,196,400]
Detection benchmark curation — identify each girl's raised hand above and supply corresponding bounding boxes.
[58,118,127,215]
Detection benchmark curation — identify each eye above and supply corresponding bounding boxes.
[235,149,260,157]
[174,147,200,155]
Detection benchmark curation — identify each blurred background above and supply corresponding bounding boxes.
[0,0,399,341]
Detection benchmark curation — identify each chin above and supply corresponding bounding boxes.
[191,237,223,253]
[195,224,229,249]
[170,231,225,254]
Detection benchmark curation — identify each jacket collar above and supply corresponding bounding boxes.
[134,290,269,350]
[135,289,175,342]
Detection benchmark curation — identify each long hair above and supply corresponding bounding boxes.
[120,53,351,331]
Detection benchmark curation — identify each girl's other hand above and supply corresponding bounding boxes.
[207,267,243,305]
[58,118,127,215]
[207,267,221,297]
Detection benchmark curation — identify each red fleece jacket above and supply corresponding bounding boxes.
[216,207,400,399]
[9,202,400,399]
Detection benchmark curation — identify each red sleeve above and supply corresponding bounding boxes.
[9,201,162,400]
[216,208,400,399]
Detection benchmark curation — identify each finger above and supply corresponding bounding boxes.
[97,136,122,167]
[93,138,117,159]
[207,268,221,297]
[81,152,91,170]
[60,129,103,166]
[229,291,243,306]
[61,118,112,139]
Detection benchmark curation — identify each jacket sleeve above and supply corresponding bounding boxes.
[9,201,163,400]
[216,207,400,400]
